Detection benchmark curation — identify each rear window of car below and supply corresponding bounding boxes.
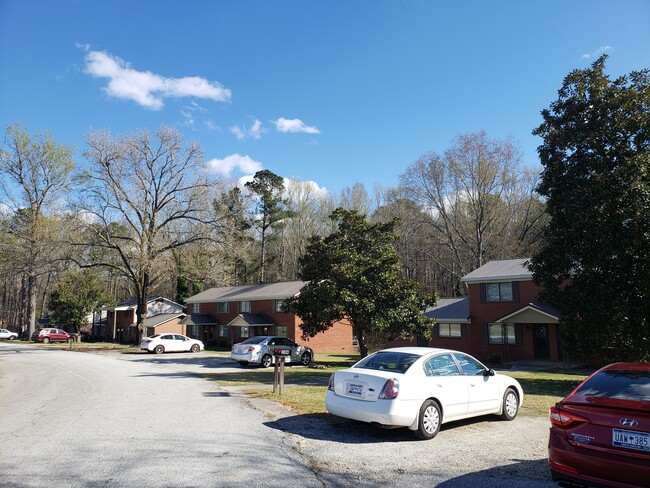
[240,336,268,344]
[354,352,420,373]
[574,369,650,401]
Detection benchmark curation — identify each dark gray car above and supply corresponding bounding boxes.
[231,335,313,367]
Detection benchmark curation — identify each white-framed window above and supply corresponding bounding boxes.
[240,326,249,338]
[274,300,286,313]
[218,302,229,314]
[219,325,229,337]
[488,323,516,344]
[438,323,462,338]
[192,303,200,313]
[239,301,251,313]
[275,326,288,337]
[486,282,513,302]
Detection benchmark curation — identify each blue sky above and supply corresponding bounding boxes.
[1,0,649,195]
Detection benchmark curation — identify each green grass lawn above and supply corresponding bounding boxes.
[202,354,591,418]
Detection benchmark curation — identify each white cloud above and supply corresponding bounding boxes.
[84,51,232,110]
[274,117,320,134]
[231,118,265,140]
[283,178,328,199]
[582,45,613,59]
[207,154,263,175]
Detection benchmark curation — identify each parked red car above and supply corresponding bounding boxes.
[548,362,650,487]
[31,328,74,344]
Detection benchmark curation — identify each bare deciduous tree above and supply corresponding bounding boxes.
[400,131,545,291]
[76,126,214,341]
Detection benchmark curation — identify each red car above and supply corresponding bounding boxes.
[31,328,74,344]
[548,362,650,487]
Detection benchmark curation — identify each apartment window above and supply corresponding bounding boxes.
[192,303,200,313]
[219,325,229,337]
[218,302,230,314]
[438,323,462,338]
[239,301,251,313]
[488,323,516,344]
[486,282,513,302]
[275,326,288,337]
[274,300,286,313]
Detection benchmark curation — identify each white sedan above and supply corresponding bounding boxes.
[325,347,523,440]
[140,333,204,354]
[0,328,18,340]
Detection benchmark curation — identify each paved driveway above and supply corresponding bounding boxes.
[0,343,557,487]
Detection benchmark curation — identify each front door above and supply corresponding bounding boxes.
[533,325,550,359]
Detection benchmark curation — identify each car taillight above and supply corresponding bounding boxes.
[379,379,399,399]
[550,406,590,428]
[328,373,334,391]
[244,346,256,353]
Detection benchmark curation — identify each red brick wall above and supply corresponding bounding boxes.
[293,318,355,354]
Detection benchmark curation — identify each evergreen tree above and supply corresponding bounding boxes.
[286,208,436,357]
[531,56,650,362]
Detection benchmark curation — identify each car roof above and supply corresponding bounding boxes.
[375,347,461,357]
[600,362,650,372]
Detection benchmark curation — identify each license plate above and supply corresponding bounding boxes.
[347,384,363,395]
[613,429,650,451]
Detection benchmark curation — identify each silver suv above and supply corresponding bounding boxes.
[231,336,313,367]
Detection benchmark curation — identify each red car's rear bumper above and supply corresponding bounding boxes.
[548,427,650,488]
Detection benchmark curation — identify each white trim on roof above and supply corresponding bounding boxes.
[494,305,560,323]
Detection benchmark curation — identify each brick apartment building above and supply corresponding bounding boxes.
[183,281,355,353]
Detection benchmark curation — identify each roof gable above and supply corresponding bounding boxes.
[461,258,532,283]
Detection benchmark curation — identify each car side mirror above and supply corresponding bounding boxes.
[485,368,495,376]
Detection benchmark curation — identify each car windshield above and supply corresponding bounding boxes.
[354,351,420,373]
[574,369,650,401]
[239,336,268,345]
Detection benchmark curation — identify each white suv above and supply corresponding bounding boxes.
[0,328,18,340]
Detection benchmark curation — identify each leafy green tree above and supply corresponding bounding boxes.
[48,270,113,332]
[531,55,650,362]
[245,170,292,282]
[0,124,76,336]
[286,208,436,357]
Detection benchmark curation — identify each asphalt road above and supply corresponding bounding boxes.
[0,343,558,487]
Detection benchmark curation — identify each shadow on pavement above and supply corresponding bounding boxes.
[264,412,504,444]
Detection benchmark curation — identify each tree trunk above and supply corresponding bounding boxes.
[27,270,37,336]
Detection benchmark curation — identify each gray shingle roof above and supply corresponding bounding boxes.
[424,298,470,323]
[186,281,306,303]
[144,313,185,327]
[460,258,532,283]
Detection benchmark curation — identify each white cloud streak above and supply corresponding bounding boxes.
[582,45,613,59]
[274,117,320,134]
[231,118,265,140]
[207,154,263,175]
[84,51,232,110]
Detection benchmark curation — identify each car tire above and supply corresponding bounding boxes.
[67,337,74,344]
[190,344,200,353]
[9,336,16,340]
[154,345,165,354]
[501,388,519,421]
[415,399,441,440]
[300,352,312,366]
[261,354,272,368]
[42,337,51,344]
